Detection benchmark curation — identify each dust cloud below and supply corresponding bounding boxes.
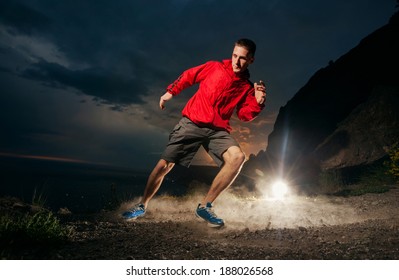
[119,181,365,231]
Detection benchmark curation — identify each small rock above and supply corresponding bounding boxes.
[58,207,72,215]
[12,202,30,211]
[298,226,307,232]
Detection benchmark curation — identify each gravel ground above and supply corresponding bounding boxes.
[2,186,399,260]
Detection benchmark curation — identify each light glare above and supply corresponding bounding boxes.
[272,180,289,199]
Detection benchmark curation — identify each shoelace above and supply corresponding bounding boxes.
[130,204,144,212]
[203,207,218,219]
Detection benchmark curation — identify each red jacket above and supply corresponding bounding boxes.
[167,59,264,132]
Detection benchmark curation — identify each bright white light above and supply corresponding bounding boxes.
[272,180,289,200]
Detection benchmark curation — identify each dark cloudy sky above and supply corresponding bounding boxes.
[0,0,396,171]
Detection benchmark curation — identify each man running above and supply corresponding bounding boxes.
[122,38,266,227]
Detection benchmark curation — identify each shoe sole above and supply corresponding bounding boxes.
[195,213,224,228]
[122,212,145,221]
[122,215,140,221]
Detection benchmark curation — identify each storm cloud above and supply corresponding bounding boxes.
[0,0,396,169]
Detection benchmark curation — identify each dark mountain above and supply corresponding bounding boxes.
[315,86,399,170]
[244,12,399,186]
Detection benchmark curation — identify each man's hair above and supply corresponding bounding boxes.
[235,38,256,57]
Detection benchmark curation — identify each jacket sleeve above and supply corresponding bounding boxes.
[236,87,265,122]
[166,62,213,96]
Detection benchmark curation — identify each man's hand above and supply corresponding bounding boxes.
[254,80,266,105]
[159,92,173,110]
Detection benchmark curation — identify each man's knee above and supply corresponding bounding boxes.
[155,159,175,175]
[224,147,246,167]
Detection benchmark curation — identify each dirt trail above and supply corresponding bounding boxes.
[4,187,399,259]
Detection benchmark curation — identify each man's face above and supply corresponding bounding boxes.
[231,45,254,74]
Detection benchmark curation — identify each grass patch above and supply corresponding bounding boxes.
[318,169,346,194]
[0,210,71,247]
[357,164,395,192]
[336,184,391,196]
[319,161,396,196]
[31,187,47,208]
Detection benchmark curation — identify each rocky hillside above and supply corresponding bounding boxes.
[244,12,399,184]
[315,86,399,170]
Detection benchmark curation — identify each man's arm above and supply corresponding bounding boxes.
[159,61,212,110]
[159,92,173,110]
[166,62,212,96]
[254,80,266,105]
[236,81,266,121]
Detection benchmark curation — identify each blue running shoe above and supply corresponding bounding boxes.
[195,202,224,227]
[122,203,145,220]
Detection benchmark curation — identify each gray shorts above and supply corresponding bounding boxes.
[161,117,240,167]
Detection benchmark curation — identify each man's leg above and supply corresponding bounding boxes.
[140,159,175,208]
[122,159,174,220]
[200,146,245,206]
[195,146,245,226]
